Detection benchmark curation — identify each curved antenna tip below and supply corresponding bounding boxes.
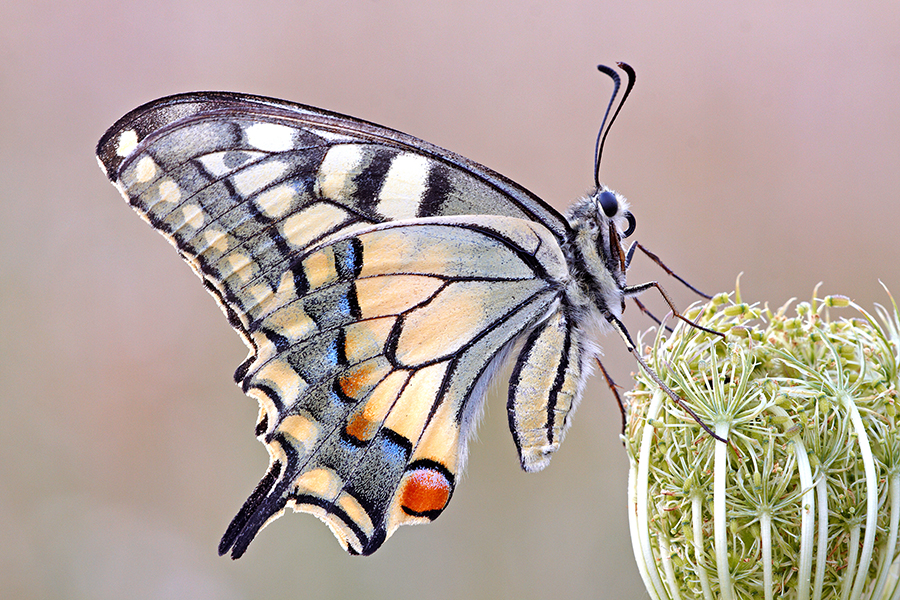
[593,62,635,188]
[597,64,618,75]
[617,61,635,74]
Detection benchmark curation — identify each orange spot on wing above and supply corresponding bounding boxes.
[400,468,452,517]
[343,369,410,443]
[345,410,377,442]
[339,362,378,400]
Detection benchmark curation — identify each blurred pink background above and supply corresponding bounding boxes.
[2,1,898,598]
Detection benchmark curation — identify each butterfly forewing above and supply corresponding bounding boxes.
[96,92,569,228]
[97,93,582,556]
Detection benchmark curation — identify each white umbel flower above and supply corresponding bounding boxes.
[626,284,900,600]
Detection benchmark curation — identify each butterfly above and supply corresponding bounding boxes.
[96,62,708,558]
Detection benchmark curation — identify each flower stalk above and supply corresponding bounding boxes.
[625,285,900,600]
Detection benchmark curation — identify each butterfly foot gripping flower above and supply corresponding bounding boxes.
[625,284,900,600]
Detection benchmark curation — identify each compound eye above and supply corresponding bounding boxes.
[598,190,619,217]
[622,211,636,237]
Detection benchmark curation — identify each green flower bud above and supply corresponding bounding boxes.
[625,286,900,600]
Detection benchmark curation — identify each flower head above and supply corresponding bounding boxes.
[626,284,900,600]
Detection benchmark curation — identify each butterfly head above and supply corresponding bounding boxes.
[565,186,636,315]
[562,62,639,318]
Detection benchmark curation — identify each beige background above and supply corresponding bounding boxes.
[2,1,899,599]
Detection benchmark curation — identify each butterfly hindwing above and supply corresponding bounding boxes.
[97,93,584,556]
[508,307,592,473]
[219,216,569,555]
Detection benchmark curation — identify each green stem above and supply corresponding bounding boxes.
[714,421,734,600]
[840,525,860,600]
[870,473,900,600]
[845,395,878,600]
[633,389,669,600]
[761,511,773,600]
[658,534,682,600]
[814,477,829,600]
[691,492,714,600]
[769,405,816,599]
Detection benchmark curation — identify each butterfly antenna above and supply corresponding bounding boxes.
[594,62,637,188]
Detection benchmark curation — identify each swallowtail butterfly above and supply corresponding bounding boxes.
[96,63,710,557]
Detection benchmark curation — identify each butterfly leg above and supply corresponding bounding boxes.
[626,241,714,299]
[623,240,719,332]
[601,310,727,443]
[624,280,724,340]
[630,296,676,334]
[595,358,628,434]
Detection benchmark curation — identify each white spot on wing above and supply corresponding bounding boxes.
[134,156,158,183]
[197,154,230,177]
[246,122,294,152]
[232,160,288,196]
[255,184,296,219]
[158,179,181,204]
[224,252,254,283]
[282,203,351,249]
[203,227,229,252]
[116,130,139,157]
[318,145,363,200]
[182,203,205,229]
[377,153,429,220]
[198,151,265,177]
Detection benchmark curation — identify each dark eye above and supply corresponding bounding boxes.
[598,190,618,217]
[623,211,636,237]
